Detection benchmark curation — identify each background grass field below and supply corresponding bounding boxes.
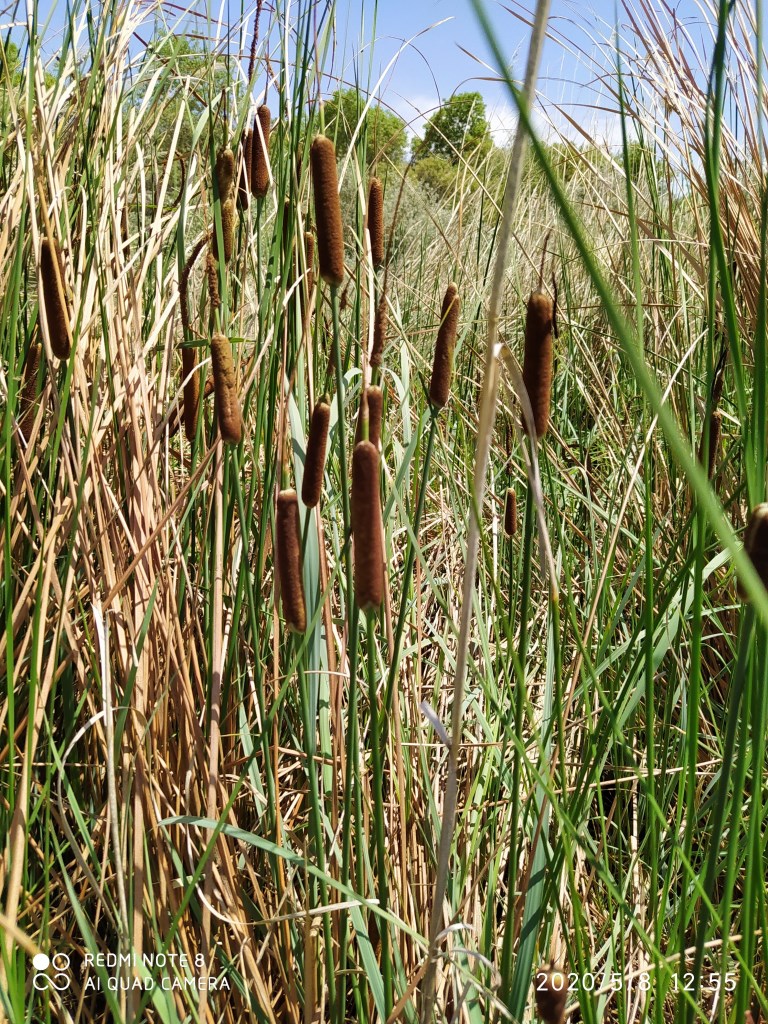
[2,0,768,1022]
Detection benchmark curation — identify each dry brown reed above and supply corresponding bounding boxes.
[429,282,460,409]
[504,488,517,537]
[521,289,554,438]
[534,967,569,1024]
[251,105,271,198]
[40,238,71,359]
[367,176,384,268]
[301,395,330,508]
[351,439,384,610]
[310,135,344,287]
[210,333,242,444]
[276,489,307,632]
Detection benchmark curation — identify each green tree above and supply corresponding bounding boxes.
[322,88,407,167]
[414,91,490,162]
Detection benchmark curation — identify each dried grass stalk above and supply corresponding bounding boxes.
[429,283,460,409]
[521,290,554,438]
[276,489,307,632]
[251,105,271,198]
[40,238,71,359]
[310,135,344,287]
[351,440,384,610]
[210,333,242,444]
[367,176,384,268]
[301,396,330,508]
[504,488,517,537]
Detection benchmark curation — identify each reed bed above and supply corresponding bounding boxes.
[2,1,768,1023]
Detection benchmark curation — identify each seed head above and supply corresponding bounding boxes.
[276,489,307,632]
[237,131,253,209]
[534,967,569,1024]
[351,440,384,611]
[210,333,242,444]
[215,147,236,201]
[429,283,460,409]
[181,348,200,444]
[356,386,383,448]
[301,395,330,508]
[251,105,271,198]
[367,176,384,268]
[371,297,387,368]
[522,290,554,438]
[310,135,344,287]
[206,251,221,310]
[739,503,768,600]
[504,488,517,537]
[20,340,42,440]
[213,197,235,264]
[40,238,72,359]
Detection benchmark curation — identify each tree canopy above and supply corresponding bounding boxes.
[322,88,407,167]
[414,91,491,162]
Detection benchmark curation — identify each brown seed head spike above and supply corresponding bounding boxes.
[429,283,460,409]
[355,385,384,447]
[40,238,71,359]
[215,147,236,200]
[301,396,331,508]
[213,198,235,264]
[210,333,242,444]
[534,967,569,1024]
[371,297,387,367]
[367,176,384,268]
[251,105,271,198]
[20,340,42,439]
[504,488,517,537]
[181,347,200,444]
[276,489,307,632]
[237,131,252,209]
[310,135,344,287]
[522,290,554,438]
[739,503,768,601]
[351,440,384,611]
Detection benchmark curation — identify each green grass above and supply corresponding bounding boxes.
[1,0,768,1022]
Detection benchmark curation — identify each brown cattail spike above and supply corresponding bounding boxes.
[210,333,242,444]
[276,489,307,632]
[40,238,71,359]
[522,290,554,438]
[181,348,200,444]
[371,297,387,368]
[367,176,384,268]
[251,105,271,198]
[301,395,331,508]
[739,503,768,600]
[19,341,42,439]
[351,440,384,611]
[237,131,253,209]
[429,283,460,409]
[534,967,569,1024]
[215,147,235,200]
[504,488,517,537]
[213,197,235,264]
[310,135,344,287]
[356,386,383,447]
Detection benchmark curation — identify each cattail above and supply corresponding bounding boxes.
[698,409,722,481]
[303,231,315,298]
[40,238,71,359]
[310,135,344,287]
[356,386,383,447]
[251,105,271,198]
[210,333,242,444]
[429,283,460,409]
[206,251,221,310]
[237,130,253,208]
[534,967,569,1024]
[169,376,214,438]
[521,290,554,438]
[213,197,235,263]
[351,440,384,611]
[19,341,42,439]
[215,147,235,201]
[739,504,768,600]
[301,395,330,508]
[504,488,517,537]
[181,348,200,444]
[367,176,384,268]
[371,297,387,368]
[276,489,307,632]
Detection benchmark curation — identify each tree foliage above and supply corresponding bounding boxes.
[414,91,490,162]
[322,88,407,167]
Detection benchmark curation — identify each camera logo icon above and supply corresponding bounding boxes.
[32,952,71,991]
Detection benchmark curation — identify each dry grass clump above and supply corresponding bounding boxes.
[429,282,459,409]
[310,135,344,287]
[521,289,554,438]
[39,238,71,359]
[276,489,307,632]
[251,105,271,198]
[210,333,242,444]
[367,176,384,268]
[351,439,384,610]
[301,395,330,508]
